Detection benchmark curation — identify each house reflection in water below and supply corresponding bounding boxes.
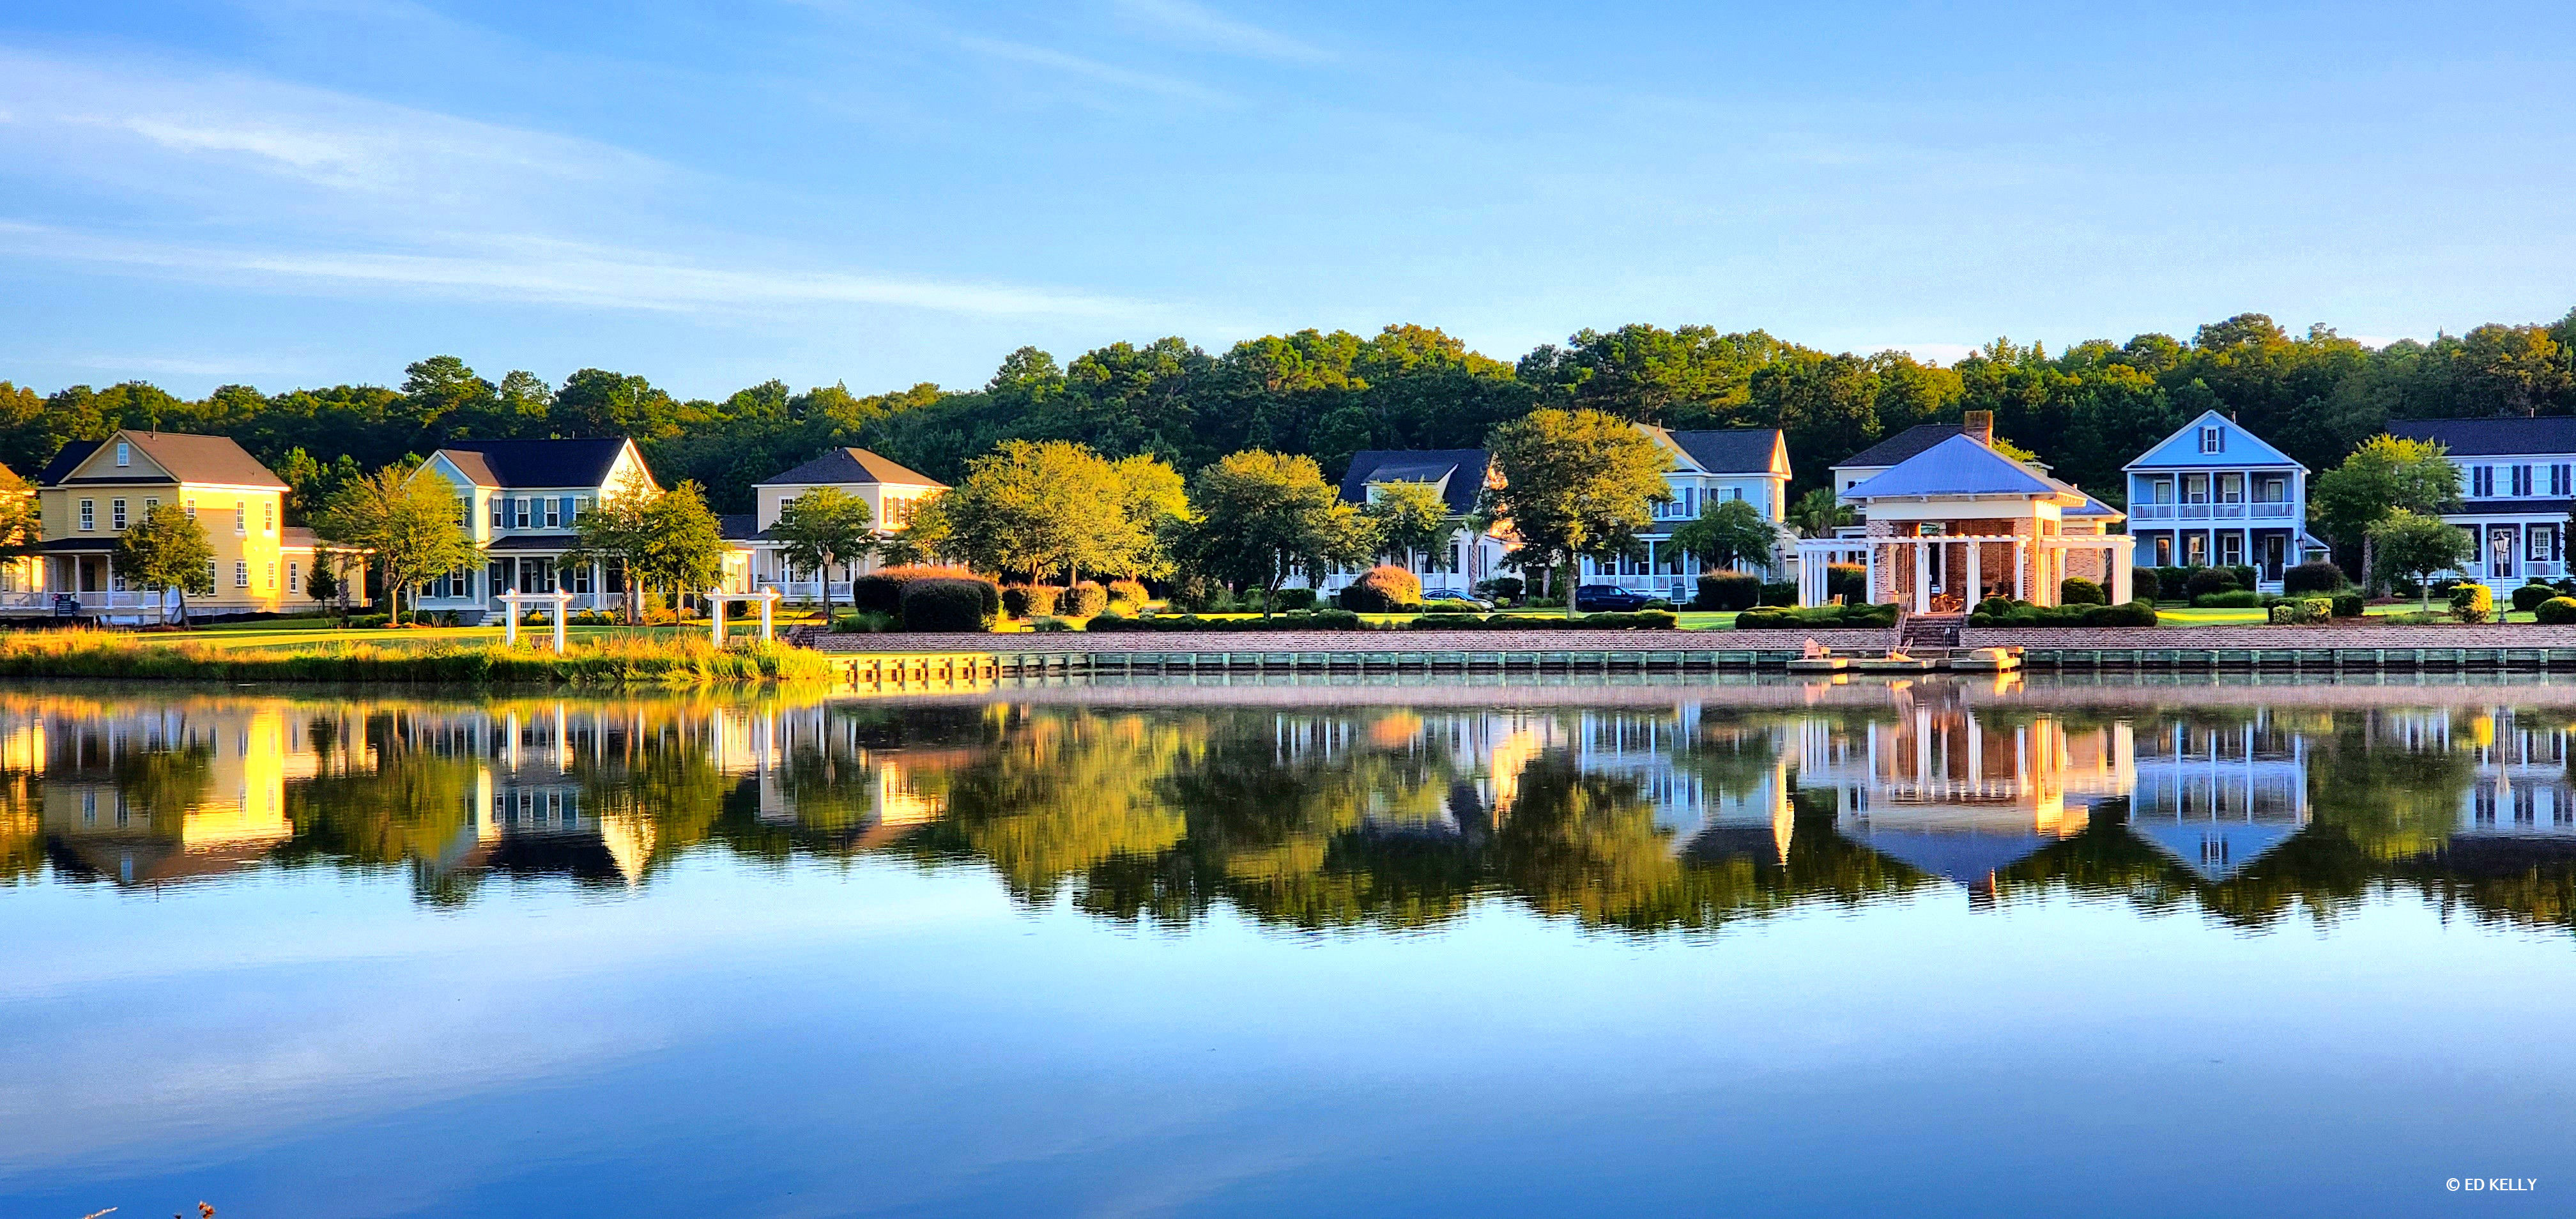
[2459,710,2576,839]
[31,703,328,887]
[2127,713,2311,880]
[1801,683,2135,898]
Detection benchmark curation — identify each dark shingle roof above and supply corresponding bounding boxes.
[40,433,286,489]
[718,512,763,541]
[2386,417,2576,457]
[755,447,943,488]
[1339,449,1491,514]
[1665,428,1782,475]
[2446,498,2575,516]
[433,439,631,489]
[1834,424,1962,470]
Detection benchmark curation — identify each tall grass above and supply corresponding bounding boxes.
[0,631,836,686]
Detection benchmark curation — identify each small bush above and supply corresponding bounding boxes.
[2513,581,2559,613]
[2283,560,2345,595]
[2331,593,2364,618]
[1339,564,1424,612]
[2184,567,2237,598]
[1061,581,1109,617]
[1085,608,1368,632]
[1002,585,1061,617]
[900,578,996,632]
[1106,578,1150,608]
[852,564,983,615]
[2535,597,2576,625]
[1477,576,1524,603]
[1421,600,1476,613]
[1965,599,2156,627]
[345,613,391,629]
[1029,616,1076,632]
[2060,576,2106,606]
[2267,597,2332,625]
[2192,590,2261,608]
[1272,586,1319,611]
[2129,567,2161,604]
[1695,570,1762,611]
[2155,567,2190,601]
[2450,582,2494,624]
[1759,580,1797,607]
[1735,602,1898,630]
[831,610,894,633]
[1826,563,1868,605]
[1408,610,1680,631]
[1643,597,1676,611]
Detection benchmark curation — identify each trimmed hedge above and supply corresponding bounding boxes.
[1062,581,1109,617]
[1085,609,1365,632]
[2129,567,2161,604]
[854,564,984,615]
[1735,602,1899,630]
[1339,564,1423,612]
[2332,593,2365,618]
[2192,590,2261,608]
[1106,578,1149,608]
[2536,597,2576,625]
[2283,560,2345,595]
[1696,570,1761,611]
[2184,567,2237,597]
[2059,576,2106,605]
[2513,581,2559,613]
[1273,587,1319,611]
[1827,563,1868,605]
[1969,598,2158,627]
[1759,580,1797,607]
[2266,597,2333,625]
[1407,611,1681,631]
[1002,584,1060,617]
[900,578,997,631]
[2450,582,2494,624]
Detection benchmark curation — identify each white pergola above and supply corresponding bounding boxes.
[498,589,578,651]
[707,587,784,645]
[1797,533,2133,611]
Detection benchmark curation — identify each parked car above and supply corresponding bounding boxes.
[1574,585,1655,612]
[1422,588,1494,610]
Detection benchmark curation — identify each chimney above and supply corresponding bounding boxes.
[1962,411,1993,447]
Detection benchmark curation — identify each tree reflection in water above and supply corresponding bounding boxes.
[2,682,2575,935]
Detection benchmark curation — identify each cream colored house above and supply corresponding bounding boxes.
[34,431,322,621]
[408,438,659,621]
[729,448,947,602]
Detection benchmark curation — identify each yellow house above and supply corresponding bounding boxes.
[36,431,322,620]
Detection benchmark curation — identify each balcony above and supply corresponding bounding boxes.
[2132,503,2175,521]
[2250,502,2295,518]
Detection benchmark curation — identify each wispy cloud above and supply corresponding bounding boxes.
[954,35,1230,103]
[0,222,1153,320]
[1111,0,1331,64]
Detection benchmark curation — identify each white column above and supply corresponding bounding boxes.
[758,591,776,641]
[2014,540,2029,602]
[1913,540,1931,612]
[502,594,519,646]
[553,595,569,652]
[2112,546,2132,602]
[709,590,727,646]
[1866,543,1880,605]
[1965,539,1981,606]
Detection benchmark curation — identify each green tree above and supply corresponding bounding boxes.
[638,480,729,607]
[1361,480,1457,567]
[1669,497,1780,573]
[1786,486,1851,539]
[770,487,875,617]
[942,440,1133,585]
[319,466,480,624]
[1181,450,1371,617]
[2368,510,2475,611]
[1108,453,1189,579]
[306,546,344,618]
[1485,408,1670,613]
[567,468,661,624]
[0,465,42,559]
[2313,435,2460,592]
[877,491,951,568]
[110,502,215,625]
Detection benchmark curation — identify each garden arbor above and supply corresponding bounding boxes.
[499,590,576,651]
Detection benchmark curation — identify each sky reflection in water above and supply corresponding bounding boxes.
[3,675,2572,1217]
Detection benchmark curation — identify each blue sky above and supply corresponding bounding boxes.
[3,0,2573,399]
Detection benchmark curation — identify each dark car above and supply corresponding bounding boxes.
[1574,585,1655,612]
[1422,588,1494,610]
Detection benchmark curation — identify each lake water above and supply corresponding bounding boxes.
[3,674,2572,1216]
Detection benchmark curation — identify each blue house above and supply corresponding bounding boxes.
[2122,411,2327,592]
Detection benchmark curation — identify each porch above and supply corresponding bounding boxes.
[2452,518,2568,591]
[1797,533,2134,611]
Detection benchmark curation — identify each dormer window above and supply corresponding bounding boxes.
[114,442,130,467]
[2198,425,2225,454]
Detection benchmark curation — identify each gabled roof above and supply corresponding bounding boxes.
[1340,449,1491,515]
[1662,428,1788,476]
[430,439,632,489]
[1843,434,2064,500]
[42,432,286,489]
[756,447,944,489]
[717,512,763,542]
[1835,424,1963,470]
[2386,417,2576,457]
[2124,410,2302,471]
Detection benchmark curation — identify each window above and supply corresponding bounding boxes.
[110,499,126,530]
[569,496,586,523]
[2198,425,2225,454]
[265,562,275,590]
[2218,473,2242,503]
[2184,533,2207,565]
[234,503,246,535]
[263,501,274,533]
[184,500,196,520]
[2182,474,2208,503]
[2532,525,2559,562]
[115,441,130,466]
[2474,466,2494,497]
[234,560,249,588]
[289,562,301,593]
[204,559,217,588]
[2513,465,2534,497]
[456,498,470,528]
[2220,533,2243,565]
[78,499,93,530]
[544,497,561,528]
[144,497,158,514]
[1728,487,1744,501]
[2151,479,2173,503]
[515,498,531,529]
[2554,464,2573,496]
[491,498,505,528]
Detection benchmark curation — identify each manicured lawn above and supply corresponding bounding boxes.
[102,618,803,652]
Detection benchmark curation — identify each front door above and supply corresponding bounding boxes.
[2262,535,2285,582]
[2492,528,2518,580]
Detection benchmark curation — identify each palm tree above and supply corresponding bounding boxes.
[1788,487,1852,539]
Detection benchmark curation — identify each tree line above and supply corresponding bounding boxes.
[6,308,2573,520]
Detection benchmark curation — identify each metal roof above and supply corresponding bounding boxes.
[1843,434,2064,500]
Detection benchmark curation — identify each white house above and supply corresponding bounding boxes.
[728,447,948,603]
[1576,427,1793,600]
[2123,410,2329,590]
[1320,448,1510,595]
[408,438,659,622]
[2384,417,2576,594]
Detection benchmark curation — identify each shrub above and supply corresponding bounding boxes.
[1002,584,1061,618]
[2154,567,2190,601]
[2513,581,2559,613]
[2331,593,2364,618]
[2059,576,2106,606]
[2450,582,2494,624]
[1421,600,1476,613]
[1477,576,1524,603]
[1061,581,1109,617]
[2536,597,2576,625]
[1338,564,1424,612]
[852,564,983,615]
[1106,578,1150,608]
[2129,567,2161,604]
[2184,567,2237,597]
[2093,599,2158,627]
[1085,608,1368,632]
[2283,560,2345,595]
[1272,587,1319,611]
[1965,599,2156,627]
[900,578,996,631]
[1695,570,1762,611]
[1735,602,1897,630]
[344,613,391,629]
[2191,590,2260,608]
[1643,598,1676,612]
[831,610,894,633]
[2267,597,2331,625]
[1410,610,1680,631]
[1759,580,1797,607]
[1825,563,1868,605]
